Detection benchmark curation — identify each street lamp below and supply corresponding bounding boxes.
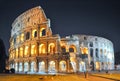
[80,46,89,78]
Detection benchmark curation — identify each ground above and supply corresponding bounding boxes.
[0,72,120,81]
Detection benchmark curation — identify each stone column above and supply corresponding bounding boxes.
[22,62,24,72]
[66,59,70,73]
[36,59,39,72]
[76,58,79,73]
[45,59,48,73]
[29,61,31,72]
[36,43,39,56]
[56,60,59,73]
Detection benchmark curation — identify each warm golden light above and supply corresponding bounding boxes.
[20,47,23,57]
[16,48,18,58]
[69,45,76,53]
[96,62,100,70]
[80,47,88,54]
[32,29,37,38]
[20,33,24,42]
[16,35,20,43]
[31,45,36,55]
[48,43,55,53]
[40,28,45,37]
[39,44,46,54]
[24,46,29,56]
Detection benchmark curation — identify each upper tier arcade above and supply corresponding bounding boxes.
[11,6,51,37]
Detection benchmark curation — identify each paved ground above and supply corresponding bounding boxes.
[85,75,115,81]
[77,73,116,81]
[0,71,120,81]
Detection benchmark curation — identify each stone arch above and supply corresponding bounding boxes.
[20,47,23,57]
[19,62,23,72]
[24,62,29,72]
[48,43,55,54]
[30,61,36,72]
[24,46,29,56]
[89,42,93,47]
[39,61,45,73]
[20,33,24,42]
[90,48,93,57]
[80,47,89,54]
[39,44,46,54]
[31,44,37,56]
[48,61,56,73]
[95,48,99,58]
[96,62,100,70]
[59,60,66,72]
[40,28,46,37]
[61,46,66,53]
[69,45,77,53]
[32,29,37,38]
[26,32,30,40]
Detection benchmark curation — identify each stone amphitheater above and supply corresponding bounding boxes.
[9,6,114,74]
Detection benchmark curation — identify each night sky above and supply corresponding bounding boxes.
[0,0,120,55]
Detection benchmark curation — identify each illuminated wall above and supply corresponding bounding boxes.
[9,6,114,74]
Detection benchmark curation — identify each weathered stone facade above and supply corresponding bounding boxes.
[9,6,114,73]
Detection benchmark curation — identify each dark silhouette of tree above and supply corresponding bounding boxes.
[0,38,6,73]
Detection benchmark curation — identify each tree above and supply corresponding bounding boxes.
[0,38,6,73]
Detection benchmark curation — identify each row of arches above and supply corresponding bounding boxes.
[12,27,47,45]
[10,43,56,59]
[11,60,113,73]
[61,45,77,53]
[12,60,67,73]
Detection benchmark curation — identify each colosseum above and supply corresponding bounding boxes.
[9,6,114,74]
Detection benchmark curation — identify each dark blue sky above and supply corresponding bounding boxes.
[0,0,120,55]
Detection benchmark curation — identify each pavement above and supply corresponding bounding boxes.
[76,71,119,81]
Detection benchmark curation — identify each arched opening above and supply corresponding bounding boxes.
[16,35,20,43]
[39,44,46,54]
[61,46,66,53]
[31,45,36,56]
[20,47,23,57]
[69,45,76,53]
[79,61,86,72]
[39,61,45,73]
[59,61,66,72]
[24,62,29,72]
[26,32,30,40]
[24,46,29,56]
[32,29,37,38]
[89,42,93,47]
[20,33,24,42]
[95,48,98,58]
[19,62,22,72]
[40,28,46,37]
[48,43,55,54]
[90,48,93,57]
[30,61,36,72]
[48,61,56,73]
[96,62,100,70]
